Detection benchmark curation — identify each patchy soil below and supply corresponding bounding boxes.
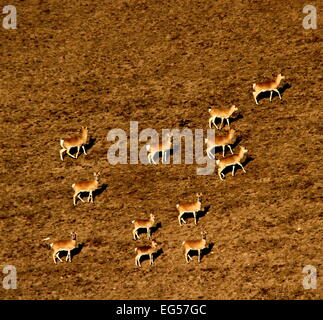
[0,0,322,300]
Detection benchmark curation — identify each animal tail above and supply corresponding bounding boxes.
[131,220,135,224]
[72,183,75,188]
[252,83,256,90]
[176,204,179,209]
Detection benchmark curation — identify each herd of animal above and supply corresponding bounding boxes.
[46,74,285,267]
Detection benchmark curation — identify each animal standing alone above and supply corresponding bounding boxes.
[45,232,78,264]
[60,126,88,161]
[216,146,248,181]
[182,231,207,263]
[176,193,202,226]
[252,73,285,105]
[72,172,100,205]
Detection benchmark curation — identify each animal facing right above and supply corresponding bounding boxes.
[176,193,202,226]
[182,231,207,263]
[216,146,248,181]
[252,73,285,105]
[208,105,238,129]
[132,214,155,240]
[205,127,236,158]
[135,240,159,267]
[72,172,100,205]
[47,232,78,264]
[60,126,88,161]
[146,132,173,164]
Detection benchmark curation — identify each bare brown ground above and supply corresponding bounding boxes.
[0,0,322,300]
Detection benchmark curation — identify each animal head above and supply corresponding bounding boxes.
[70,231,77,239]
[196,193,203,201]
[93,172,100,179]
[240,146,248,154]
[151,240,158,247]
[232,105,238,112]
[277,74,285,81]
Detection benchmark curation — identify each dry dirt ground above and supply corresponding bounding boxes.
[0,0,322,300]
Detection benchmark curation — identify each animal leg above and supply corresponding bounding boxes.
[238,162,246,173]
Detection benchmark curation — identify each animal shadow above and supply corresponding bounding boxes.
[229,113,243,125]
[179,119,193,127]
[188,243,214,262]
[231,136,243,150]
[139,248,163,265]
[57,243,85,262]
[196,205,211,224]
[85,137,96,153]
[256,83,291,104]
[136,222,162,239]
[220,155,254,177]
[93,183,109,200]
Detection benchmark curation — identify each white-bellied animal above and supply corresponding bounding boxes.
[253,74,285,105]
[182,231,207,263]
[132,214,155,240]
[47,232,78,264]
[176,193,202,226]
[146,132,173,164]
[60,126,88,161]
[216,146,248,180]
[208,105,238,129]
[135,240,159,267]
[72,172,100,205]
[205,127,236,158]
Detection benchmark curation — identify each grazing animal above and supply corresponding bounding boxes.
[60,126,88,161]
[176,193,202,226]
[132,214,155,240]
[205,128,236,158]
[182,231,207,263]
[253,74,285,104]
[72,172,100,205]
[208,105,238,129]
[216,146,248,181]
[48,232,78,264]
[135,240,159,267]
[146,132,173,164]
